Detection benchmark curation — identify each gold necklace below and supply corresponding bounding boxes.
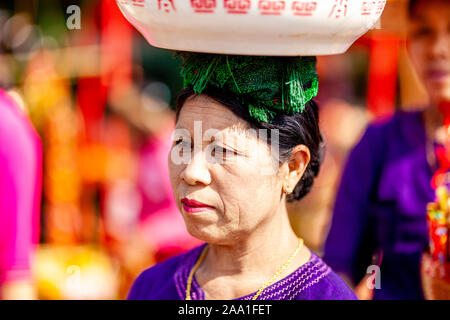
[185,237,304,300]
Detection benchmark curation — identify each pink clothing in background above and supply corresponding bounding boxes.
[0,89,42,286]
[137,127,201,262]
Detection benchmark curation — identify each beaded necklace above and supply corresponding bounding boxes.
[185,238,304,300]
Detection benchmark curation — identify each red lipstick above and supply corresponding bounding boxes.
[181,198,214,213]
[427,70,450,83]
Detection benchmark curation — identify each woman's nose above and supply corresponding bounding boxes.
[181,150,212,186]
[428,32,450,60]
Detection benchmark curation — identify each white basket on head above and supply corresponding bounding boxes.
[116,0,386,56]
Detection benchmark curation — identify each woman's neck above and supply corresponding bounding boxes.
[195,201,311,299]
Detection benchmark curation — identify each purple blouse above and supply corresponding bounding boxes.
[128,243,357,300]
[324,111,433,300]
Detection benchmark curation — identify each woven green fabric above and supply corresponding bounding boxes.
[177,52,319,123]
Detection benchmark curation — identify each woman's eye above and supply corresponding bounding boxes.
[174,139,188,146]
[413,27,432,38]
[211,146,238,159]
[213,146,226,154]
[210,145,226,158]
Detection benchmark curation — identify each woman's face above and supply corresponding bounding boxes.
[408,0,450,105]
[168,95,288,244]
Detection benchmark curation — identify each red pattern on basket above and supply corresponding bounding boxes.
[191,0,217,13]
[361,1,375,15]
[224,0,252,14]
[375,0,386,15]
[291,1,317,16]
[120,0,385,21]
[328,0,348,19]
[258,1,286,15]
[361,0,385,16]
[126,0,144,7]
[158,0,176,13]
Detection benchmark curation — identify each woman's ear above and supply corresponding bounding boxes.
[283,145,310,193]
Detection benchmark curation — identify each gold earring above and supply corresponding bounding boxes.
[283,176,290,194]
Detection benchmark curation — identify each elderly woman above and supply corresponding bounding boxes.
[127,53,356,300]
[324,0,450,300]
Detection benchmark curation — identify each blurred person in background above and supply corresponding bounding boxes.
[0,88,42,299]
[324,0,450,299]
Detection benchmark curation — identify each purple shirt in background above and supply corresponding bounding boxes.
[324,111,433,300]
[128,243,357,300]
[0,89,42,289]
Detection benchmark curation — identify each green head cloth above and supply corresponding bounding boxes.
[177,52,319,123]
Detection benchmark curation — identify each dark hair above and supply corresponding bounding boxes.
[176,86,325,202]
[409,0,445,17]
[408,0,418,15]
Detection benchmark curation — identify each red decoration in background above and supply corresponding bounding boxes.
[366,34,400,119]
[77,0,133,142]
[431,102,450,189]
[101,0,132,95]
[439,102,450,128]
[77,77,108,141]
[432,145,450,189]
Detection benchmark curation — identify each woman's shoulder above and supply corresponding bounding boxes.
[309,268,358,300]
[127,243,207,300]
[292,252,358,300]
[350,110,425,164]
[240,250,357,300]
[365,110,423,142]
